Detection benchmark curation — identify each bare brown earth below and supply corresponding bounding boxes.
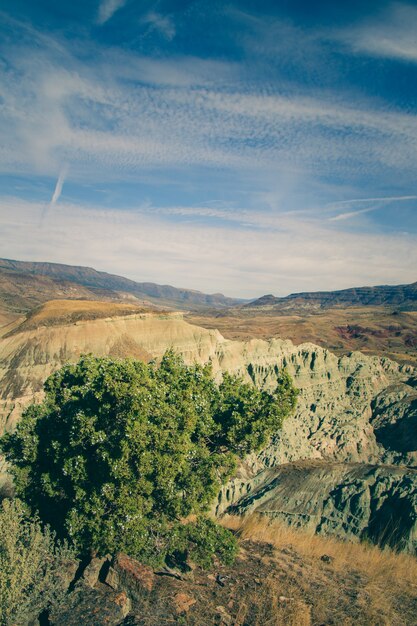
[187,306,417,366]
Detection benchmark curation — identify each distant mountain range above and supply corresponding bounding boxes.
[1,258,416,321]
[246,282,417,311]
[0,258,243,315]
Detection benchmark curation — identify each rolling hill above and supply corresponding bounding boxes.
[0,258,243,318]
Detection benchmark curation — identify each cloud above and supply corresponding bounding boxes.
[327,195,417,207]
[1,196,416,297]
[141,11,176,40]
[0,6,415,301]
[329,207,378,222]
[2,15,417,190]
[97,0,127,25]
[39,165,68,226]
[336,2,417,62]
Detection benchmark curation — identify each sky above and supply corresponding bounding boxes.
[0,0,416,298]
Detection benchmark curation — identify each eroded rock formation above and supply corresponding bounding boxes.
[1,307,416,550]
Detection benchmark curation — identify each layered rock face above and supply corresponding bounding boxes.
[227,461,417,553]
[1,310,416,550]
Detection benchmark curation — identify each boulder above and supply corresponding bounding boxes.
[113,553,155,603]
[82,556,108,588]
[104,566,119,590]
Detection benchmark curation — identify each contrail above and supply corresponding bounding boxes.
[329,206,378,221]
[328,195,417,208]
[328,194,417,222]
[40,165,68,226]
[50,166,68,206]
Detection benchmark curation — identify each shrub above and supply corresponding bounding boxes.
[0,498,75,626]
[1,351,297,567]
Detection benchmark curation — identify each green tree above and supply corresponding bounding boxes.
[1,351,297,567]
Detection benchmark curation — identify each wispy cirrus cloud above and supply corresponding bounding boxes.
[97,0,127,25]
[329,206,379,222]
[1,12,417,189]
[2,31,417,186]
[336,2,417,62]
[50,166,68,206]
[328,195,417,207]
[141,11,176,40]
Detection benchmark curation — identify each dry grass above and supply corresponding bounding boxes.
[219,514,417,626]
[28,299,149,321]
[223,514,417,588]
[234,579,313,626]
[12,299,162,333]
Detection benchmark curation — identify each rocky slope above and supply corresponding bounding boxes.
[19,528,417,626]
[0,303,416,551]
[228,461,417,553]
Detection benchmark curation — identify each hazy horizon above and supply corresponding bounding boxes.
[1,1,417,297]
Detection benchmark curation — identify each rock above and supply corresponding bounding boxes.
[215,605,233,625]
[113,591,131,618]
[82,556,108,588]
[154,565,183,580]
[104,566,119,590]
[173,592,196,614]
[113,553,155,603]
[320,554,333,563]
[50,583,131,625]
[216,573,229,587]
[229,461,417,553]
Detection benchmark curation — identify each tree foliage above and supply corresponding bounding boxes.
[1,351,297,566]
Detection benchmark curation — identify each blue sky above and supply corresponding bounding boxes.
[0,0,416,297]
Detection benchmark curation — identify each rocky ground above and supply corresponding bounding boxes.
[45,522,417,626]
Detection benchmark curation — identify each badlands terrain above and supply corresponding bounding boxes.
[1,260,417,623]
[0,262,416,548]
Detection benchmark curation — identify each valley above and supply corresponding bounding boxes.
[188,306,417,366]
